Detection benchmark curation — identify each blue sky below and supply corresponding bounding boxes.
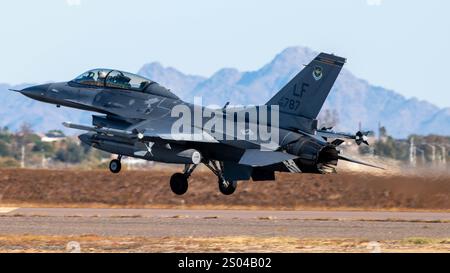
[1,0,449,107]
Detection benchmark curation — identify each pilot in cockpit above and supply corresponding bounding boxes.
[97,70,108,84]
[139,81,149,90]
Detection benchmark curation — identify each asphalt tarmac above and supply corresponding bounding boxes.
[0,207,449,241]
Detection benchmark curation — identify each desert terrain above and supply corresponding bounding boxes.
[0,168,449,253]
[0,168,449,210]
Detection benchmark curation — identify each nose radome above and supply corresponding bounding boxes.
[20,83,51,99]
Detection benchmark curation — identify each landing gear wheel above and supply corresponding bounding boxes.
[170,173,189,195]
[109,159,121,174]
[218,178,237,195]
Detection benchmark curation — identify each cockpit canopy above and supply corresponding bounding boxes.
[70,69,177,98]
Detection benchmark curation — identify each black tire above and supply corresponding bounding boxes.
[109,159,121,174]
[218,178,237,195]
[170,173,188,195]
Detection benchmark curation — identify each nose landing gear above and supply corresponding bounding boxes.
[109,155,122,174]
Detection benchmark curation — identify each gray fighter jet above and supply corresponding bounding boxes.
[11,53,381,195]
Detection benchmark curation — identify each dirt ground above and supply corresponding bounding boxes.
[0,235,448,253]
[0,168,449,210]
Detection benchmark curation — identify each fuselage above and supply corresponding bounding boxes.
[18,68,338,174]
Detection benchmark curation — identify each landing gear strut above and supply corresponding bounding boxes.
[168,161,237,195]
[169,164,197,195]
[204,161,237,195]
[109,155,122,174]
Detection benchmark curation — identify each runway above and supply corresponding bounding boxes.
[1,207,450,241]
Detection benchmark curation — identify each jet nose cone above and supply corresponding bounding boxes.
[20,83,51,100]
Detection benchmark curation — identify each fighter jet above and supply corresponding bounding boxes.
[11,53,381,195]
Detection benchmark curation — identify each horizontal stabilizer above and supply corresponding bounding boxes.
[338,154,385,170]
[239,149,298,167]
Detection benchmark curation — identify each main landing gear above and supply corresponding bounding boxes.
[169,161,237,195]
[106,156,237,195]
[170,164,197,195]
[109,155,122,174]
[204,161,237,195]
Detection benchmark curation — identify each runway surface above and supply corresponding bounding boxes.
[1,207,450,240]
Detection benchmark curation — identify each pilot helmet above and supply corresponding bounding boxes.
[98,70,107,79]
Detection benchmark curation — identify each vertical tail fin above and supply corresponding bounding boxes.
[266,53,345,120]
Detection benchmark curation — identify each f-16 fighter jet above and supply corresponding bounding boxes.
[12,53,380,195]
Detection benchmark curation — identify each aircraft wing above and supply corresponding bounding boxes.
[195,123,281,151]
[133,118,274,146]
[137,119,296,166]
[134,118,219,143]
[238,149,297,167]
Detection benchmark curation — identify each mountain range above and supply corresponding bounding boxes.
[1,46,449,138]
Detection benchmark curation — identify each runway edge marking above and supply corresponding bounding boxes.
[0,207,19,214]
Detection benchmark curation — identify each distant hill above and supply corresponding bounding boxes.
[138,46,450,138]
[0,83,91,135]
[1,46,449,137]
